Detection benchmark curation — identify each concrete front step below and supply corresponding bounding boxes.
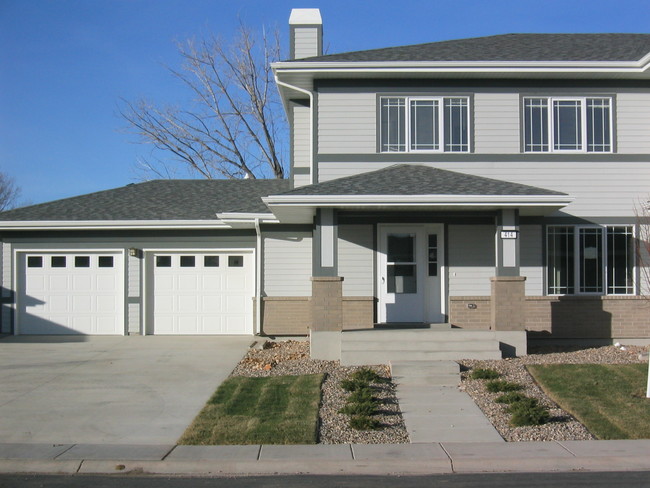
[344,340,501,352]
[341,349,502,365]
[343,329,503,341]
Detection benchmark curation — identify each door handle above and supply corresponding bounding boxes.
[381,277,385,284]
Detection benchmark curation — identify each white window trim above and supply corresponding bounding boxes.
[380,95,471,153]
[546,224,635,297]
[523,96,613,154]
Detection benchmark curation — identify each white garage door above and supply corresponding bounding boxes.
[17,252,124,335]
[150,251,253,335]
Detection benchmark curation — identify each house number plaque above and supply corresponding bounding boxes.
[500,230,518,239]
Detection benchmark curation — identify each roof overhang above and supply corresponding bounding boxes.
[262,194,574,223]
[0,220,233,231]
[214,213,280,228]
[272,55,650,93]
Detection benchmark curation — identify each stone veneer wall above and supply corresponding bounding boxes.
[450,295,650,339]
[260,296,375,335]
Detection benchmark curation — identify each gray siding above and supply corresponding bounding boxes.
[292,103,311,187]
[128,303,140,334]
[338,224,374,296]
[318,161,650,218]
[448,225,495,296]
[1,242,10,333]
[293,27,320,59]
[128,253,140,297]
[263,231,312,297]
[617,92,650,153]
[520,224,543,296]
[473,93,520,153]
[318,92,376,154]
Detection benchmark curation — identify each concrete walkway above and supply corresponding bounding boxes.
[390,361,503,443]
[0,440,648,476]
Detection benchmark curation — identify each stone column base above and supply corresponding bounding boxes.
[491,276,526,331]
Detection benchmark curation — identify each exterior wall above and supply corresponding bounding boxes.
[342,297,374,330]
[318,92,376,154]
[520,224,543,296]
[261,297,310,335]
[292,103,311,187]
[448,225,495,296]
[616,92,650,153]
[449,296,491,330]
[338,224,374,296]
[473,93,520,153]
[262,230,312,297]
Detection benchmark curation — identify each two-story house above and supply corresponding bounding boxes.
[1,8,648,362]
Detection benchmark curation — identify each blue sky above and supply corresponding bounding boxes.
[1,0,649,205]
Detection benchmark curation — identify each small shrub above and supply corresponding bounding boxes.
[506,397,540,411]
[509,402,550,426]
[349,415,381,431]
[495,392,527,404]
[470,368,501,380]
[351,368,383,383]
[340,378,370,392]
[485,380,523,393]
[348,387,375,404]
[339,401,378,416]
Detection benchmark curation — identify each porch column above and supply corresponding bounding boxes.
[491,209,526,332]
[310,208,343,360]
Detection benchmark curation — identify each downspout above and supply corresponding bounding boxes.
[254,217,262,335]
[274,76,315,185]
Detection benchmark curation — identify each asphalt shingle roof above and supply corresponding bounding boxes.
[0,179,290,221]
[279,165,566,197]
[292,33,650,63]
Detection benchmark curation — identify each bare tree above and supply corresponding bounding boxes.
[0,172,20,211]
[121,24,286,179]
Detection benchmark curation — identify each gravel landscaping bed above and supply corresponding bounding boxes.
[458,345,648,442]
[230,339,409,444]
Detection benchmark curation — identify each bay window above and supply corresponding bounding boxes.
[523,97,612,153]
[546,226,634,295]
[380,96,469,152]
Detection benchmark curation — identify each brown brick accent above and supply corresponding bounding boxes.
[342,297,375,330]
[260,297,310,335]
[525,295,650,339]
[449,297,492,330]
[311,276,344,332]
[491,276,526,331]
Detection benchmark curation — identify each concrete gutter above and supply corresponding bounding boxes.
[0,440,648,476]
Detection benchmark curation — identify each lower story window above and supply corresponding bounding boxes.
[546,225,634,295]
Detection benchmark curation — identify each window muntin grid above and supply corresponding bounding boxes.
[523,97,612,153]
[546,225,634,296]
[380,96,469,153]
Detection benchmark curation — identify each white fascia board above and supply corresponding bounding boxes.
[0,220,231,230]
[215,213,280,228]
[263,194,573,207]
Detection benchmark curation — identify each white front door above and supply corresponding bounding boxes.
[378,225,444,323]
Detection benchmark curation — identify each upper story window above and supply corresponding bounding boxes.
[523,97,612,153]
[380,96,469,153]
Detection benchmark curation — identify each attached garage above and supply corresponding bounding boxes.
[146,250,254,335]
[16,251,125,335]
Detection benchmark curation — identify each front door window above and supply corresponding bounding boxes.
[387,233,417,294]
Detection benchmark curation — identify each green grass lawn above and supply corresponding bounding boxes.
[178,374,324,445]
[527,363,650,440]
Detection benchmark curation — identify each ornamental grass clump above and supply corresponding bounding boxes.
[485,380,523,393]
[339,368,386,431]
[495,392,527,404]
[470,368,501,380]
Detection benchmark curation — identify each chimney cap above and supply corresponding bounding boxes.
[289,8,322,25]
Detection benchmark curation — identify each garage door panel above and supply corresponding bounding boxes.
[18,252,124,335]
[151,251,252,335]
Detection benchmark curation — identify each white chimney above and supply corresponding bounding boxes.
[289,8,323,59]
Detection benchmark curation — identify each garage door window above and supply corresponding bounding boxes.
[228,255,243,267]
[75,256,90,267]
[27,256,43,267]
[51,256,66,268]
[180,256,195,267]
[98,256,114,267]
[204,256,219,267]
[156,256,172,267]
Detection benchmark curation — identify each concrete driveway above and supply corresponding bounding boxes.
[0,335,252,444]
